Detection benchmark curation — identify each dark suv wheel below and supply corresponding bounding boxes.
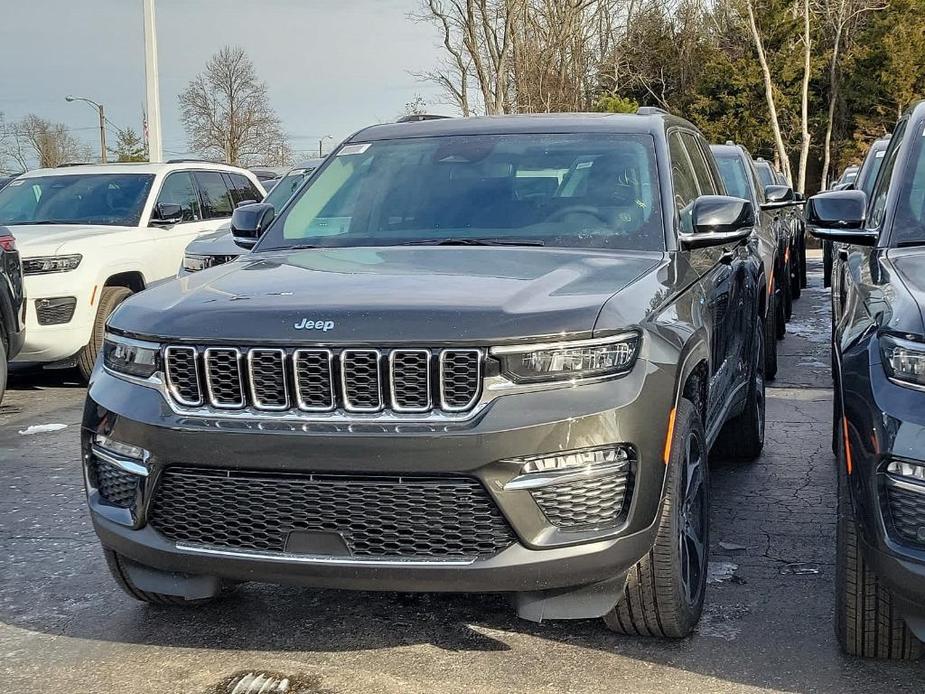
[604,398,708,638]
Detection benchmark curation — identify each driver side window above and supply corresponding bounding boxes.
[869,119,907,229]
[154,172,201,223]
[669,132,699,233]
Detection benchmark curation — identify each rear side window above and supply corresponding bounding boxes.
[681,133,719,195]
[155,172,201,222]
[715,155,752,202]
[226,173,263,206]
[194,172,234,219]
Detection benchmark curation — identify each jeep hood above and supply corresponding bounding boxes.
[111,246,664,343]
[7,223,135,256]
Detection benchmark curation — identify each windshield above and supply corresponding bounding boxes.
[0,173,154,226]
[715,154,752,202]
[259,133,664,252]
[892,131,925,246]
[263,167,317,211]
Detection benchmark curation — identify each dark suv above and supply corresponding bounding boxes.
[83,111,766,638]
[711,143,801,378]
[807,100,925,659]
[0,226,25,404]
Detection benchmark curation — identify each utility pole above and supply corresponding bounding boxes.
[319,135,332,158]
[143,0,163,162]
[65,96,107,163]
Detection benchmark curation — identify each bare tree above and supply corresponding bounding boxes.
[0,114,90,169]
[816,0,886,189]
[413,0,474,115]
[744,0,793,183]
[797,0,812,192]
[179,45,291,166]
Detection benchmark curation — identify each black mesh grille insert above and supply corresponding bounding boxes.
[293,350,334,410]
[205,348,244,407]
[249,349,288,409]
[441,350,481,410]
[36,297,76,325]
[150,468,515,559]
[531,469,633,531]
[93,458,138,507]
[164,346,202,405]
[341,350,382,411]
[391,350,430,411]
[887,484,925,547]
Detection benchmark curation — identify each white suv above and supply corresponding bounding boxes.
[0,161,265,379]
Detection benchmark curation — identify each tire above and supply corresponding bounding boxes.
[77,286,133,382]
[791,248,802,300]
[0,334,7,408]
[764,297,778,380]
[603,399,708,638]
[104,548,228,606]
[800,239,808,289]
[824,242,833,288]
[783,265,793,320]
[835,470,922,659]
[712,320,766,462]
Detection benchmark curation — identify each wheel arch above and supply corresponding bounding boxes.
[104,271,146,294]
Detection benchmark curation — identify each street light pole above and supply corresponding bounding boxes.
[319,135,332,158]
[143,0,163,162]
[65,95,107,163]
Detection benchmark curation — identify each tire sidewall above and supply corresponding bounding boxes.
[0,336,7,406]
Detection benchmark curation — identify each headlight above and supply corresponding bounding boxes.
[102,333,160,379]
[183,253,236,273]
[492,332,640,383]
[881,335,925,389]
[22,254,82,275]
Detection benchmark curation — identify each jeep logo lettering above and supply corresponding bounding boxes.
[293,318,335,331]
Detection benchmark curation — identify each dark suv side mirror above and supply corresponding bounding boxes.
[151,202,183,226]
[231,202,275,249]
[805,189,877,245]
[761,185,795,210]
[680,195,754,249]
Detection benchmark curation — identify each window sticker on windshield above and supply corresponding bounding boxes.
[876,150,886,158]
[337,143,371,156]
[8,179,24,186]
[576,161,593,169]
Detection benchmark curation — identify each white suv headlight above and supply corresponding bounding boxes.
[492,332,640,383]
[881,335,925,390]
[22,254,82,275]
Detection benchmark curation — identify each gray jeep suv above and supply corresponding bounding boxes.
[82,110,766,638]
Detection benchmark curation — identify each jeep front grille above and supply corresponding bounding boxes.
[150,467,514,559]
[162,346,483,416]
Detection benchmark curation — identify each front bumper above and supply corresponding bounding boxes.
[14,274,94,363]
[841,338,925,614]
[82,356,675,596]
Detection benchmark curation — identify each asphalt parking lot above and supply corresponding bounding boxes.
[1,253,923,693]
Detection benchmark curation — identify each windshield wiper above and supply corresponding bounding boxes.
[10,219,72,225]
[896,240,925,248]
[401,237,545,247]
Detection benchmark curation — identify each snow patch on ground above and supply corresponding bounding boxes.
[17,423,68,436]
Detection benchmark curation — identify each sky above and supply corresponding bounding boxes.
[0,0,446,163]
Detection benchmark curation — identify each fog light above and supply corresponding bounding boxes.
[504,445,632,490]
[93,434,148,464]
[887,460,925,484]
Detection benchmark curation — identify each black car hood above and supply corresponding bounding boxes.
[112,246,663,344]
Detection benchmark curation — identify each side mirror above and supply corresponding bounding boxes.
[231,202,275,249]
[680,195,754,249]
[151,202,183,226]
[792,191,805,203]
[761,185,795,210]
[804,190,877,245]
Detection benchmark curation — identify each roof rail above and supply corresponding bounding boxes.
[56,162,95,168]
[396,114,452,123]
[165,158,223,165]
[636,106,669,116]
[724,140,735,146]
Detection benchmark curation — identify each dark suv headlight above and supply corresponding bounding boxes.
[491,332,640,384]
[102,333,160,379]
[881,334,925,390]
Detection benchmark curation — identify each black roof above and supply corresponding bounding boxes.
[348,111,698,143]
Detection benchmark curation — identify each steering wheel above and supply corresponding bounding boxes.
[547,205,611,226]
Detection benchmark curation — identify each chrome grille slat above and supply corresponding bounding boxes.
[293,349,335,411]
[341,349,383,412]
[163,345,482,416]
[203,348,245,409]
[164,346,203,406]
